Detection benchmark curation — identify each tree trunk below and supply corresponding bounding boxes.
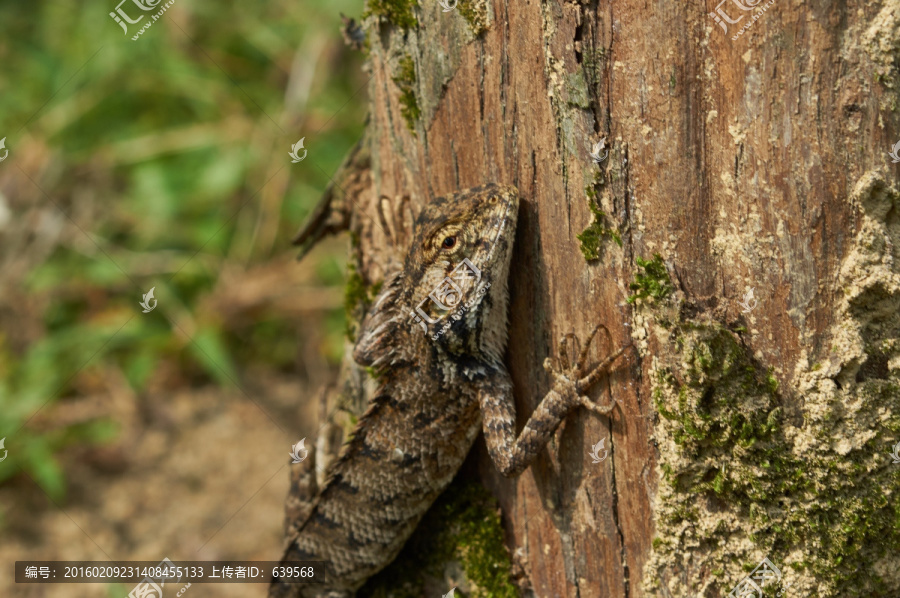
[321,1,900,596]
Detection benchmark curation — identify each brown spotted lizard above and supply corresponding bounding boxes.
[269,183,631,597]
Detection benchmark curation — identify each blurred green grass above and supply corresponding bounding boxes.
[0,0,366,499]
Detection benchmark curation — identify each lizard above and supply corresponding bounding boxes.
[269,183,632,598]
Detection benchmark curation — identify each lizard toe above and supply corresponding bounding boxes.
[577,394,618,416]
[543,357,555,374]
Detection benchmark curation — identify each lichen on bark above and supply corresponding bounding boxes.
[638,172,900,597]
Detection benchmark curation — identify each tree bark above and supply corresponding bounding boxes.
[327,1,900,596]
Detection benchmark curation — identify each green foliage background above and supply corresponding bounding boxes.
[0,0,365,500]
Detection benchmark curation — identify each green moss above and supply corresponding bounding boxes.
[566,71,590,109]
[577,175,621,262]
[764,369,779,394]
[627,254,672,304]
[653,327,790,463]
[344,264,381,342]
[577,204,621,262]
[458,0,488,36]
[644,316,900,596]
[364,0,418,29]
[392,56,420,133]
[359,477,518,597]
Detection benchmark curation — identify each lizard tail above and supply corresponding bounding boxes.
[270,447,316,598]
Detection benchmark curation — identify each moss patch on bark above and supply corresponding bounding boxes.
[577,171,622,262]
[359,476,518,598]
[392,55,421,134]
[627,254,673,305]
[344,263,382,342]
[638,174,900,596]
[364,0,418,30]
[458,0,488,36]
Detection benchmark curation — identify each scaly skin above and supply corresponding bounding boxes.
[270,184,630,597]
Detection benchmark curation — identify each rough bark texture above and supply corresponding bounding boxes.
[330,0,900,596]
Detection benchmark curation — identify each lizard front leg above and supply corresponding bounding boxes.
[480,324,632,477]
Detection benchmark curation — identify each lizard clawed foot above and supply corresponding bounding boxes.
[545,323,632,415]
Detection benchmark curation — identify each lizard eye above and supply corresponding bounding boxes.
[441,236,457,249]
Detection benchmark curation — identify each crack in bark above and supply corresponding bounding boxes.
[452,139,459,189]
[479,41,486,130]
[606,375,630,598]
[734,141,744,180]
[608,3,636,585]
[530,149,537,193]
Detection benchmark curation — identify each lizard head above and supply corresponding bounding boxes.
[405,183,519,361]
[353,184,519,370]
